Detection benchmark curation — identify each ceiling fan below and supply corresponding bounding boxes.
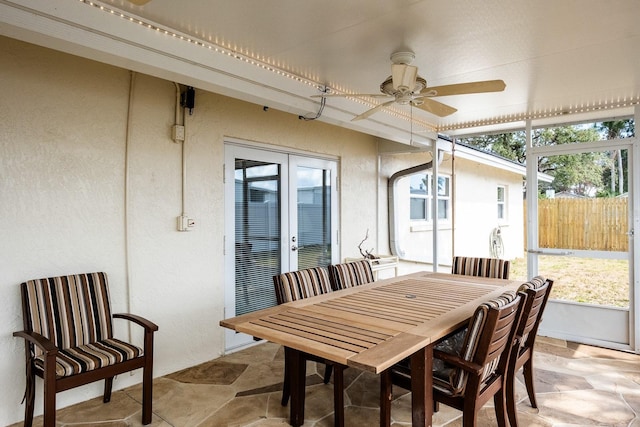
[314,51,506,121]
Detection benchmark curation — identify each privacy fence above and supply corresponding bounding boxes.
[525,198,629,251]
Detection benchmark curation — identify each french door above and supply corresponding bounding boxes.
[223,143,338,350]
[527,132,639,352]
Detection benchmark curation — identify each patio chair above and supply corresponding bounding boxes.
[506,276,554,427]
[273,267,346,426]
[452,256,511,279]
[328,259,375,290]
[13,272,158,427]
[384,290,524,427]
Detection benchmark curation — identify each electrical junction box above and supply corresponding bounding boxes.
[177,215,195,231]
[172,125,185,142]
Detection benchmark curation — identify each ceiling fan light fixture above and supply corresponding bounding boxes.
[391,64,418,92]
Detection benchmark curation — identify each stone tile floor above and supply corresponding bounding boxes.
[10,336,640,426]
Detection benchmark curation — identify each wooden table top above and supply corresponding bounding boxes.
[220,271,523,374]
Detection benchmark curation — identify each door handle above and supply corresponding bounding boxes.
[527,249,574,256]
[291,245,298,251]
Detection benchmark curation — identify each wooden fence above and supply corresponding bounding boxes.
[525,198,629,251]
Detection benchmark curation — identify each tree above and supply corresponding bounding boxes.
[458,124,608,197]
[596,120,634,196]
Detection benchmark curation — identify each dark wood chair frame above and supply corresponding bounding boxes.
[384,293,525,427]
[13,278,158,427]
[273,272,347,427]
[506,279,554,427]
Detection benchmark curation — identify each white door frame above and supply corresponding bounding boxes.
[223,141,339,352]
[525,118,640,352]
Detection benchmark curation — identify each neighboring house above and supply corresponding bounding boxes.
[387,139,534,265]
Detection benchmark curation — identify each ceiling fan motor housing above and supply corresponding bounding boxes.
[390,51,416,65]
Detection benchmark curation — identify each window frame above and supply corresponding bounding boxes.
[497,184,507,222]
[409,172,451,223]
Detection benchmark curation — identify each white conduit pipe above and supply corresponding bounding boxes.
[388,150,444,259]
[174,83,187,218]
[124,71,137,340]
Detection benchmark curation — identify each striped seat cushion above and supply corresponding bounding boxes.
[34,338,143,377]
[433,291,518,396]
[328,260,375,290]
[451,256,511,279]
[273,267,332,304]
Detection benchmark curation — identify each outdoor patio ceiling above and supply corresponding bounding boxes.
[1,0,639,143]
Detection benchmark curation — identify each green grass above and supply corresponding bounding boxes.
[510,256,629,308]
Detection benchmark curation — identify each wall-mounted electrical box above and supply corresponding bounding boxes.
[177,215,195,231]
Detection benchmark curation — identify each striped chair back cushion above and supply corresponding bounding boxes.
[517,276,553,345]
[273,267,333,304]
[451,256,511,280]
[21,272,113,356]
[433,290,519,396]
[328,260,375,290]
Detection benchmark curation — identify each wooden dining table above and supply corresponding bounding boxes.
[220,271,523,427]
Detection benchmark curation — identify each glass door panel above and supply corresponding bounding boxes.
[293,163,333,270]
[234,159,281,316]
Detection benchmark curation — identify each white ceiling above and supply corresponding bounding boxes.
[2,0,640,144]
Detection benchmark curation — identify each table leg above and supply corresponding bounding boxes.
[288,347,306,427]
[379,369,392,427]
[410,345,433,427]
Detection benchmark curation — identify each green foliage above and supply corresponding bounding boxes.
[458,120,634,198]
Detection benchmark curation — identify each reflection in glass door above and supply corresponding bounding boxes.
[234,159,282,316]
[224,145,338,351]
[290,157,335,271]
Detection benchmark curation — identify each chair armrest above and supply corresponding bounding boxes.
[433,349,483,375]
[113,313,159,332]
[13,330,58,354]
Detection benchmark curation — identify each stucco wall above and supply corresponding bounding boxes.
[0,36,379,425]
[453,157,524,260]
[380,150,525,266]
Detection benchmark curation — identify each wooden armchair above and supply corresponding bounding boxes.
[506,276,554,427]
[13,272,158,427]
[273,267,346,427]
[386,291,524,427]
[328,260,375,290]
[452,256,511,279]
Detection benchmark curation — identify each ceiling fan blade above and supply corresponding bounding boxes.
[127,0,152,5]
[351,100,396,121]
[422,79,506,97]
[414,98,457,117]
[391,64,418,91]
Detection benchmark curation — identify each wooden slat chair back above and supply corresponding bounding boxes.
[387,291,524,427]
[272,267,346,427]
[452,256,511,280]
[13,272,158,427]
[506,276,554,427]
[328,260,375,290]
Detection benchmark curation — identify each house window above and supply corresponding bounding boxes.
[497,185,506,220]
[409,173,450,222]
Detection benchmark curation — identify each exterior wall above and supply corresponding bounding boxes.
[0,36,379,425]
[452,157,524,261]
[380,150,525,266]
